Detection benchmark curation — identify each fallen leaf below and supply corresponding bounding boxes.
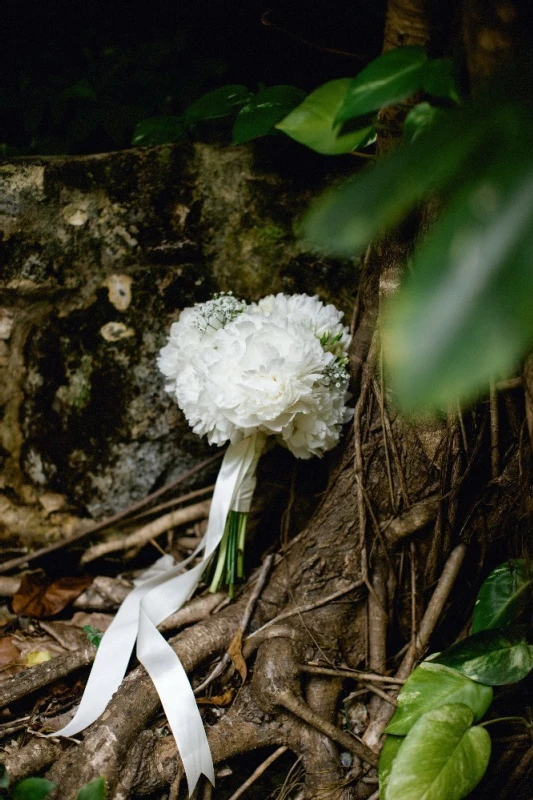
[0,636,21,666]
[69,612,114,632]
[196,689,235,706]
[13,573,92,618]
[227,629,247,682]
[26,650,51,666]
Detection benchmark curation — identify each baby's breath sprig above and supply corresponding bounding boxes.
[191,291,244,334]
[322,357,349,389]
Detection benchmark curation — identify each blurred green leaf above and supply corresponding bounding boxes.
[403,102,445,143]
[434,627,533,685]
[386,662,493,735]
[378,735,404,799]
[183,85,252,123]
[276,79,374,155]
[421,58,461,103]
[382,147,533,411]
[132,115,185,146]
[303,107,481,254]
[385,704,491,800]
[335,46,428,123]
[232,85,306,144]
[0,765,9,790]
[12,778,55,800]
[76,777,106,800]
[473,560,532,633]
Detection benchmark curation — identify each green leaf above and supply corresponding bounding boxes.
[232,85,306,144]
[385,704,491,800]
[379,735,404,799]
[183,85,253,123]
[302,108,480,254]
[434,627,533,685]
[403,102,445,144]
[0,765,9,790]
[275,79,374,155]
[131,116,185,146]
[12,779,55,800]
[473,560,532,633]
[421,59,461,103]
[386,662,493,735]
[76,777,106,800]
[382,147,533,411]
[336,46,428,124]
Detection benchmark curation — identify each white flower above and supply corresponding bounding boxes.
[159,292,352,457]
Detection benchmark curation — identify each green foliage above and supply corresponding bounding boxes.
[183,85,253,123]
[378,735,403,799]
[335,47,429,123]
[386,662,493,735]
[304,59,533,412]
[0,766,9,791]
[76,778,106,800]
[473,560,532,633]
[11,779,55,800]
[232,85,306,144]
[131,116,185,146]
[434,627,533,685]
[384,704,491,800]
[403,102,444,143]
[275,79,374,155]
[421,58,461,102]
[83,625,104,648]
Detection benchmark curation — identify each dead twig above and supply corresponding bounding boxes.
[299,665,405,685]
[80,500,211,563]
[226,746,288,800]
[0,453,222,574]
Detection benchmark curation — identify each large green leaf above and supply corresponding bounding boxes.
[336,47,428,123]
[131,115,185,146]
[473,560,532,633]
[434,627,533,685]
[302,106,482,254]
[76,777,106,800]
[421,59,461,103]
[385,704,490,800]
[11,779,55,800]
[183,85,253,123]
[403,102,445,144]
[379,735,404,799]
[386,662,493,735]
[382,147,533,411]
[232,85,305,144]
[275,79,374,155]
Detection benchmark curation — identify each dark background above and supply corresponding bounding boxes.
[0,0,386,155]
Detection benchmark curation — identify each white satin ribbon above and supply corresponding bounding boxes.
[54,434,262,795]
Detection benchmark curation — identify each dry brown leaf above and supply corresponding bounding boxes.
[0,636,21,666]
[12,573,92,618]
[227,629,247,682]
[196,689,235,706]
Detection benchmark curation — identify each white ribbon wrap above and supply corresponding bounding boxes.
[54,434,263,795]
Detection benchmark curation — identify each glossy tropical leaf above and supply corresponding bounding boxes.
[382,146,533,411]
[434,627,533,685]
[403,102,444,143]
[76,777,106,800]
[232,85,306,144]
[275,79,374,155]
[183,85,253,123]
[11,778,55,800]
[385,704,491,800]
[386,661,493,735]
[421,58,461,103]
[131,116,185,146]
[336,47,428,123]
[303,106,481,254]
[379,735,404,799]
[473,559,532,633]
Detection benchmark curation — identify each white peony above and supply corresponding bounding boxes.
[159,292,352,457]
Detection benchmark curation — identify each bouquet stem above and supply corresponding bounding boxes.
[209,510,248,598]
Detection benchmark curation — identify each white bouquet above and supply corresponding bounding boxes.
[55,292,352,795]
[158,292,352,594]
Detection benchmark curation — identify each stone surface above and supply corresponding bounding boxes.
[0,140,357,544]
